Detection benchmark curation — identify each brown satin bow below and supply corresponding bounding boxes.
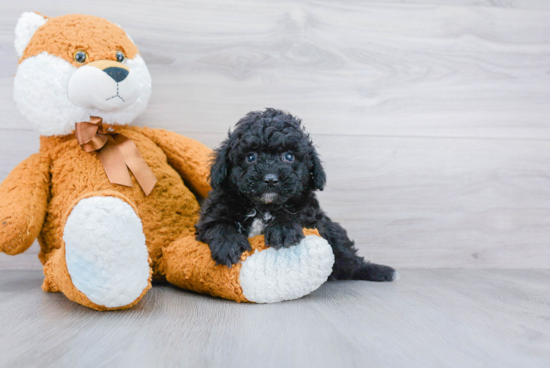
[75,117,157,196]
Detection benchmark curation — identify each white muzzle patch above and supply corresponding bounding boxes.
[261,193,278,204]
[14,53,152,136]
[68,64,141,112]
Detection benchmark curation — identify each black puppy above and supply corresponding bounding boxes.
[196,109,396,282]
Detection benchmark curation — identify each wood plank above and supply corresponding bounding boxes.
[2,129,549,269]
[348,1,550,11]
[0,269,549,367]
[1,0,550,139]
[181,131,550,269]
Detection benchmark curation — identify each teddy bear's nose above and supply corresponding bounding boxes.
[103,67,129,83]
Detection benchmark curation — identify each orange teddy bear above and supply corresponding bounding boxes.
[0,12,334,311]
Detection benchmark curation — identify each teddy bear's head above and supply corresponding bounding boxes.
[14,12,152,136]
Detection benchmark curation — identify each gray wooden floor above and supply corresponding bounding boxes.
[1,1,550,367]
[0,269,548,368]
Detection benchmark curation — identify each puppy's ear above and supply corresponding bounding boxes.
[210,138,231,190]
[310,147,326,191]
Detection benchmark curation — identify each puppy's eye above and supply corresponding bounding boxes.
[73,51,88,64]
[282,152,295,163]
[246,153,257,163]
[116,51,126,63]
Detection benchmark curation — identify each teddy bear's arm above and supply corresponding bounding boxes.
[139,127,212,198]
[0,153,50,255]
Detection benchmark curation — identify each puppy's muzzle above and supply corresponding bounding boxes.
[263,174,279,187]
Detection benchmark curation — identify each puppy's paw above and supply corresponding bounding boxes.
[209,233,252,268]
[265,223,305,249]
[354,263,397,282]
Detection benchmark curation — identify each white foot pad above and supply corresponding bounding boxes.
[63,196,150,308]
[239,235,335,303]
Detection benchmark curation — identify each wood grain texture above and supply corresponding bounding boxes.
[1,1,550,269]
[1,0,550,139]
[3,128,549,269]
[0,269,549,367]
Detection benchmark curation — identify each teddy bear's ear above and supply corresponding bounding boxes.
[14,12,48,59]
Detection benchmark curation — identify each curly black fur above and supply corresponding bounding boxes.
[195,108,396,281]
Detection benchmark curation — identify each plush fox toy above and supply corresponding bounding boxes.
[0,12,334,311]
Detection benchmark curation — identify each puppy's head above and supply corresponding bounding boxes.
[211,109,326,205]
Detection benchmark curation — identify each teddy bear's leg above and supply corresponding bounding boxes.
[43,193,152,311]
[162,229,334,303]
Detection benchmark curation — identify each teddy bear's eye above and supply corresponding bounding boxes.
[73,51,88,64]
[116,51,125,63]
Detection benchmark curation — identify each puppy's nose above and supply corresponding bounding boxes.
[263,174,279,186]
[103,67,129,82]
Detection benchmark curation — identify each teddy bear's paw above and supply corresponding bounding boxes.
[63,196,151,308]
[239,235,335,303]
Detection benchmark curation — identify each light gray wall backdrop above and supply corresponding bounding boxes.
[1,0,549,269]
